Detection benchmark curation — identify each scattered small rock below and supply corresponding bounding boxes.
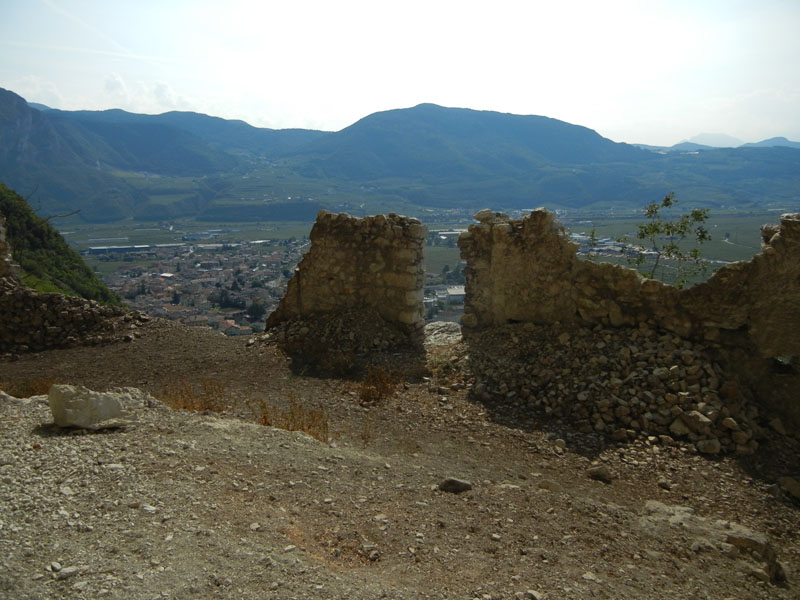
[55,566,81,580]
[696,438,721,454]
[779,476,800,501]
[769,418,787,435]
[439,478,472,494]
[587,465,615,483]
[537,479,561,492]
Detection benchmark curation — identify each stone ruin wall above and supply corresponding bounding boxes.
[458,208,800,429]
[0,213,137,357]
[266,210,427,340]
[0,281,134,356]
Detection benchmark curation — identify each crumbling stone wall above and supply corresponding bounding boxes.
[267,211,426,332]
[0,280,135,356]
[0,214,141,356]
[459,208,800,350]
[265,211,427,370]
[459,208,800,429]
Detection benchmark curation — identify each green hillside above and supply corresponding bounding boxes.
[2,87,799,222]
[0,183,120,304]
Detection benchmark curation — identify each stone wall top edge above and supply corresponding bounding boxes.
[316,209,423,226]
[463,207,793,293]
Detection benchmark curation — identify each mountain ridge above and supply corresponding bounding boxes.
[2,87,799,221]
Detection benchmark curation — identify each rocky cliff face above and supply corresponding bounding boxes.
[0,88,69,166]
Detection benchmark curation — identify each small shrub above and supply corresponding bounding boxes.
[427,348,461,384]
[0,378,56,398]
[618,193,711,287]
[357,366,399,404]
[360,413,372,448]
[160,378,226,412]
[249,396,329,443]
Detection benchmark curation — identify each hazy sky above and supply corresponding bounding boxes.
[2,0,799,146]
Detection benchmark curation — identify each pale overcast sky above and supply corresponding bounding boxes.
[1,0,798,146]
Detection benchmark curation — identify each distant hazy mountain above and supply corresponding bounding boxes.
[43,106,328,157]
[0,88,246,220]
[686,133,743,148]
[2,87,799,222]
[669,142,715,152]
[740,136,800,149]
[1,88,137,220]
[294,103,650,180]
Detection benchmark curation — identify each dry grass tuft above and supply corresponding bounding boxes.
[0,378,57,398]
[427,347,462,384]
[160,378,227,412]
[318,349,357,377]
[360,413,373,448]
[249,395,329,443]
[357,366,399,404]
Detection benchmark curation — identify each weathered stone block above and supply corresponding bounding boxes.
[49,384,132,429]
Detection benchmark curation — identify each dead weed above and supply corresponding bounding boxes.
[160,378,227,412]
[0,378,57,398]
[357,366,399,404]
[249,395,329,444]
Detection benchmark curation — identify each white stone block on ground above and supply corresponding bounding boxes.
[48,384,134,429]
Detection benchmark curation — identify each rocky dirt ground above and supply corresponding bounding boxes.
[0,318,798,599]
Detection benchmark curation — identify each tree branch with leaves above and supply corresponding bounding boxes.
[620,193,711,287]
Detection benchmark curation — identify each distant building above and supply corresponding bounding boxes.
[86,245,150,254]
[446,286,465,302]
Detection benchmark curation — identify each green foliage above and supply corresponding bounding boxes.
[0,183,120,304]
[245,300,267,321]
[211,288,246,310]
[441,263,465,285]
[620,193,711,287]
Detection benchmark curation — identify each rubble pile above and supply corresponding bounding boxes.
[466,321,778,454]
[260,308,423,374]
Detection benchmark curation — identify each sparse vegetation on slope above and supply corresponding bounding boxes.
[0,183,120,303]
